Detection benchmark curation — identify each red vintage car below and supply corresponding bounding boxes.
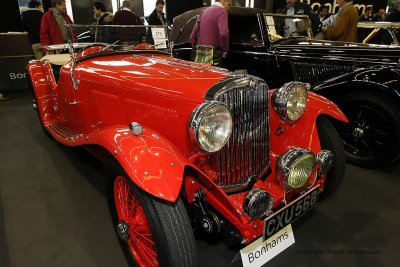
[27,25,347,266]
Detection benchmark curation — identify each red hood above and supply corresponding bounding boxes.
[73,53,230,103]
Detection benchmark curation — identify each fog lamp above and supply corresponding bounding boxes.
[277,148,316,189]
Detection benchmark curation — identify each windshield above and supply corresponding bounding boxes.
[42,24,170,60]
[357,27,395,45]
[263,14,313,42]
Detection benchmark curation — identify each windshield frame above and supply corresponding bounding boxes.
[262,13,313,43]
[64,23,170,63]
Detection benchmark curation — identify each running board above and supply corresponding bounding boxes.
[47,123,83,140]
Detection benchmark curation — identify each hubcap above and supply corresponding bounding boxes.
[116,221,129,242]
[352,127,364,139]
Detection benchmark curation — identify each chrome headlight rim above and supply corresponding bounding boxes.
[243,188,274,220]
[272,82,308,123]
[189,101,233,153]
[276,148,316,190]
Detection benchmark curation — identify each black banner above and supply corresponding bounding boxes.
[0,33,34,92]
[273,0,388,14]
[0,57,34,92]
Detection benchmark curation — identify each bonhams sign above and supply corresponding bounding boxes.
[273,0,388,14]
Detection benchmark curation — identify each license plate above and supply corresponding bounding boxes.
[263,186,319,241]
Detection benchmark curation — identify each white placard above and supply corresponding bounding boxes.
[240,224,295,267]
[154,39,167,49]
[268,26,276,34]
[151,28,166,40]
[266,16,275,26]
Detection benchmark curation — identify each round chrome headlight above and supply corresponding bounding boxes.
[277,148,316,189]
[243,188,274,220]
[272,82,308,122]
[189,102,232,153]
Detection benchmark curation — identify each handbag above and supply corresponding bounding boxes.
[191,12,216,66]
[191,45,214,65]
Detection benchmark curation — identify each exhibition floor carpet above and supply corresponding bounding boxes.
[0,92,399,267]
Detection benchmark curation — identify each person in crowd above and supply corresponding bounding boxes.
[278,0,320,36]
[323,0,358,42]
[318,5,330,22]
[373,9,386,21]
[113,0,144,44]
[190,0,231,66]
[147,0,169,26]
[21,0,44,59]
[314,5,331,37]
[92,1,114,43]
[40,0,74,47]
[359,6,373,21]
[388,1,400,22]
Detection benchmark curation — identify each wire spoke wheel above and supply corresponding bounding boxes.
[106,159,198,267]
[114,176,158,266]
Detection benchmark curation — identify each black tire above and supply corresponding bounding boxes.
[335,92,400,168]
[317,116,346,199]
[106,159,197,267]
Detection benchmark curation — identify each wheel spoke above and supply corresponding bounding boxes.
[134,235,156,257]
[339,103,397,156]
[128,238,158,266]
[338,131,353,136]
[114,176,158,266]
[128,231,158,266]
[355,108,364,125]
[360,140,373,155]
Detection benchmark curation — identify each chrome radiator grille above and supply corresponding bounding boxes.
[291,62,355,84]
[213,79,269,192]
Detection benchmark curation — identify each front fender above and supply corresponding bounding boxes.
[313,67,400,100]
[27,61,58,125]
[88,126,191,202]
[269,91,348,155]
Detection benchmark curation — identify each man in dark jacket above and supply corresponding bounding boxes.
[113,0,144,44]
[279,0,319,36]
[147,0,169,26]
[92,0,114,43]
[22,0,44,59]
[40,0,74,48]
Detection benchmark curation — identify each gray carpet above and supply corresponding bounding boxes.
[0,92,399,267]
